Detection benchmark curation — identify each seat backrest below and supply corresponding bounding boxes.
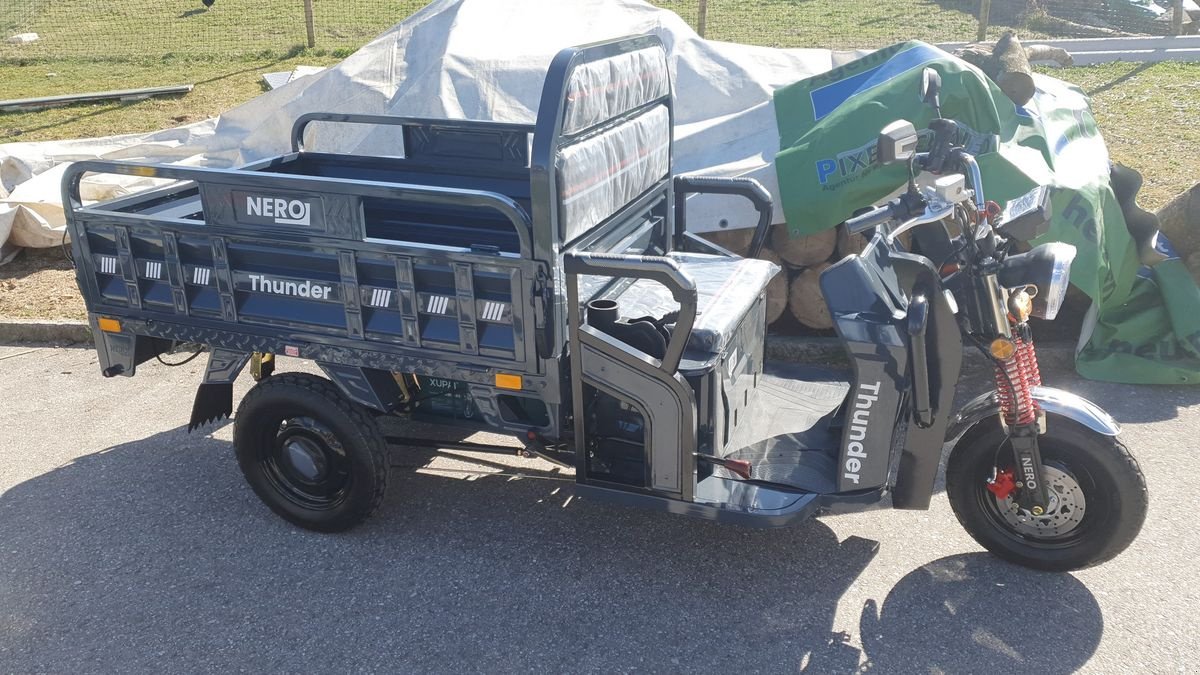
[530,35,673,253]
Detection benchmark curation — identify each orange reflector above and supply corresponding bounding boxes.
[989,338,1017,360]
[495,373,523,390]
[97,317,122,333]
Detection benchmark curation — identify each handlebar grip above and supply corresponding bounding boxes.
[845,204,894,234]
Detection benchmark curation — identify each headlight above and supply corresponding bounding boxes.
[997,243,1077,320]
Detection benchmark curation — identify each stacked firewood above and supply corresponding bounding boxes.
[701,224,867,330]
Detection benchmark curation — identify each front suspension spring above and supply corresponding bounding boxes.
[1016,334,1042,387]
[994,336,1039,426]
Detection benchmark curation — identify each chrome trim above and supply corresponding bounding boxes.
[945,385,1121,442]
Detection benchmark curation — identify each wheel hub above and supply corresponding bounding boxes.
[261,416,352,509]
[993,465,1087,538]
[282,437,328,483]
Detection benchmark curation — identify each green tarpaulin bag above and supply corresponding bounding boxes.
[774,41,1200,384]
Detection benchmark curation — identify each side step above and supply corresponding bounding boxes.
[576,479,823,528]
[577,478,886,528]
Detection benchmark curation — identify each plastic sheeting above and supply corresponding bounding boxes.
[561,44,671,136]
[0,0,866,254]
[610,252,778,353]
[557,104,671,242]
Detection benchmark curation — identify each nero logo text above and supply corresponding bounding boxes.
[246,196,311,226]
[843,381,882,485]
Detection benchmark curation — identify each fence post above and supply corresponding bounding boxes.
[976,0,991,42]
[1172,0,1185,35]
[303,0,317,49]
[697,0,708,38]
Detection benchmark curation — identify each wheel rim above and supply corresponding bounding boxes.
[259,416,352,510]
[978,458,1095,547]
[989,465,1087,540]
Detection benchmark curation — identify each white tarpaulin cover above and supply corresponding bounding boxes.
[0,0,864,253]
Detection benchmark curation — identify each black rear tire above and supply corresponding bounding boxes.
[234,372,389,532]
[946,416,1147,572]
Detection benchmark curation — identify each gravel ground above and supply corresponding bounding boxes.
[1,345,1197,673]
[0,249,84,321]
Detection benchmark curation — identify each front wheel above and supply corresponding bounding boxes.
[946,416,1147,572]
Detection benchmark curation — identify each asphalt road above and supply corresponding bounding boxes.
[1,345,1198,673]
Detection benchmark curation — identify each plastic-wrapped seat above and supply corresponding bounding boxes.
[605,252,779,355]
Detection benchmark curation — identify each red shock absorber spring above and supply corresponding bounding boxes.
[1015,334,1042,387]
[994,341,1038,426]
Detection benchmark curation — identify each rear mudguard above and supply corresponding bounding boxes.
[945,386,1121,444]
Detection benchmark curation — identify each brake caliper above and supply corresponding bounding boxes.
[986,468,1017,500]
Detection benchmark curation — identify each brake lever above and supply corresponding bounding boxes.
[886,201,956,245]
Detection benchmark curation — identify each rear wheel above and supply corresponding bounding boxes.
[946,416,1147,572]
[234,373,389,532]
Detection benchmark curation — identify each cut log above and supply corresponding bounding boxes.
[757,248,789,325]
[1156,182,1200,261]
[991,32,1035,106]
[954,32,1043,106]
[788,263,833,330]
[770,224,836,268]
[1025,44,1073,68]
[698,228,754,256]
[836,223,869,259]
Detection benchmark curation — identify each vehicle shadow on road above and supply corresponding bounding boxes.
[852,554,1102,674]
[0,425,1102,671]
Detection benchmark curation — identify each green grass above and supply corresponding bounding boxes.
[1,0,1050,60]
[1047,61,1200,210]
[1,0,427,59]
[1,0,1197,211]
[648,0,1047,48]
[1,53,344,143]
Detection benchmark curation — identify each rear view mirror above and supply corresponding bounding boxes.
[920,67,942,117]
[877,120,919,165]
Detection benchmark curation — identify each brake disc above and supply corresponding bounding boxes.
[995,465,1087,539]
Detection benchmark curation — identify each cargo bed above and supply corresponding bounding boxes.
[65,115,547,391]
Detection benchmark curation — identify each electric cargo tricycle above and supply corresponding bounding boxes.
[65,36,1146,571]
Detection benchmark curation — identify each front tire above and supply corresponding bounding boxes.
[946,416,1147,572]
[234,373,389,532]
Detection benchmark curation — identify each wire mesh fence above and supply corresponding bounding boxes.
[1,0,1195,62]
[0,0,430,61]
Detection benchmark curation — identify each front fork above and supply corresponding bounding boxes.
[991,323,1051,514]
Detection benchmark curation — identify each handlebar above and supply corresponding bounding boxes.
[845,190,929,235]
[845,202,899,234]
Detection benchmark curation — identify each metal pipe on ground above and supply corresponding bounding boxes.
[0,85,194,112]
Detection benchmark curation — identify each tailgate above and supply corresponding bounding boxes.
[65,161,541,371]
